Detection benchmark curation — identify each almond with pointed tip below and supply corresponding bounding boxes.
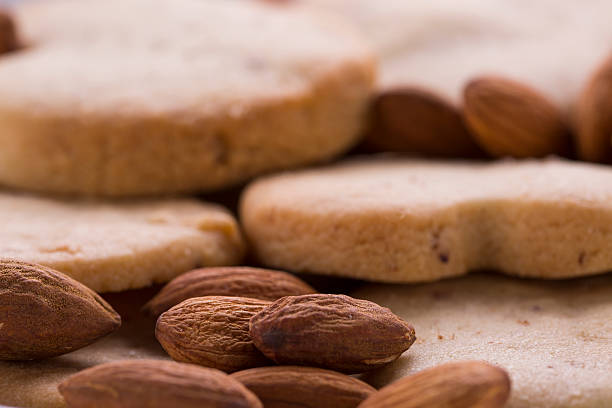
[249,294,416,373]
[156,296,272,372]
[0,259,121,360]
[464,76,570,158]
[144,266,316,316]
[58,359,263,408]
[358,361,511,408]
[232,366,376,408]
[575,54,612,163]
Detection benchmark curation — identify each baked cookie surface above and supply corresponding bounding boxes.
[0,192,244,292]
[241,158,612,282]
[352,273,612,408]
[0,0,374,196]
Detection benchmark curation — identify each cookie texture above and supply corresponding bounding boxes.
[352,273,612,408]
[0,193,244,292]
[0,0,374,196]
[241,158,612,282]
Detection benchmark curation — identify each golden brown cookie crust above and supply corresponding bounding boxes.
[0,0,374,196]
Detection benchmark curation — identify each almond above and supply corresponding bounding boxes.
[144,266,316,316]
[249,294,416,373]
[364,87,484,158]
[463,76,570,158]
[358,361,511,408]
[575,54,612,163]
[58,359,263,408]
[156,296,272,372]
[0,10,18,54]
[231,366,376,408]
[0,259,121,360]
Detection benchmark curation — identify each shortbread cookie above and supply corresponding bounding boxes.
[303,0,612,107]
[241,158,612,282]
[0,287,171,408]
[0,0,374,196]
[352,273,612,408]
[0,192,244,292]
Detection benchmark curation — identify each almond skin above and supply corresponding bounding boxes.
[358,361,511,408]
[0,259,121,360]
[575,54,612,163]
[156,296,272,372]
[144,266,316,316]
[364,87,484,158]
[464,76,570,158]
[58,359,263,408]
[249,294,416,373]
[0,10,18,54]
[231,366,376,408]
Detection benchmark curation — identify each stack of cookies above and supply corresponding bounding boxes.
[0,1,611,407]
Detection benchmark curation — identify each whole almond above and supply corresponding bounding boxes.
[144,266,316,316]
[231,366,376,408]
[358,361,511,408]
[575,54,612,163]
[0,259,121,360]
[156,296,272,372]
[365,88,484,158]
[0,10,18,54]
[249,294,416,373]
[58,359,263,408]
[464,76,570,158]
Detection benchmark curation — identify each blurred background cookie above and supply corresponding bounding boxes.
[0,0,374,196]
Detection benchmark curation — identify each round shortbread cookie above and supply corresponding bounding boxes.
[302,0,612,107]
[0,192,244,292]
[241,158,612,282]
[0,0,374,196]
[351,273,612,408]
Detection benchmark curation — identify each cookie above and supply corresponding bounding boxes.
[0,0,374,196]
[303,0,611,106]
[0,287,170,408]
[352,273,612,408]
[241,158,612,282]
[0,192,244,292]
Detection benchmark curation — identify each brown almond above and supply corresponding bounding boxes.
[231,366,376,408]
[144,266,316,316]
[358,361,511,408]
[364,87,484,158]
[249,294,416,373]
[58,359,263,408]
[0,259,121,360]
[575,54,612,163]
[463,76,570,158]
[156,296,272,372]
[0,10,18,54]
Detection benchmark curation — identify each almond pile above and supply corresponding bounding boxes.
[0,260,511,407]
[153,269,416,374]
[367,53,612,164]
